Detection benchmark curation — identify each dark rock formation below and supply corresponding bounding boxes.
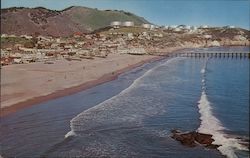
[171,129,221,149]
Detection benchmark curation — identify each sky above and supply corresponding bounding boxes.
[1,0,250,29]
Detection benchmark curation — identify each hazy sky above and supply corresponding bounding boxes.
[1,0,249,29]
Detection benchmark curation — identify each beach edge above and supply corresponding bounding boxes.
[0,56,163,117]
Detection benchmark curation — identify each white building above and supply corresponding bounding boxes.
[149,25,156,30]
[154,25,159,29]
[174,28,181,32]
[38,35,51,42]
[210,40,220,46]
[1,34,7,38]
[204,35,212,39]
[6,34,17,38]
[21,35,33,39]
[142,23,151,29]
[200,25,209,28]
[190,26,198,30]
[13,58,22,64]
[224,25,235,29]
[123,21,134,27]
[56,38,61,43]
[19,47,36,53]
[177,25,185,29]
[169,25,178,29]
[1,50,10,57]
[164,26,169,29]
[234,35,246,41]
[10,53,22,58]
[185,25,191,30]
[153,33,163,37]
[127,33,134,40]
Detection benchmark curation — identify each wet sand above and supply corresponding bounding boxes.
[1,54,162,116]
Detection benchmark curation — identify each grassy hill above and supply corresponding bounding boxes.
[1,6,150,36]
[62,6,149,31]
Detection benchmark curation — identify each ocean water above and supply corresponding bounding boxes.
[0,47,249,158]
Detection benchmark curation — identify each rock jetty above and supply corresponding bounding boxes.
[171,129,221,149]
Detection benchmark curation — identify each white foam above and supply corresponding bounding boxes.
[200,68,205,74]
[65,130,76,138]
[197,60,248,158]
[65,57,182,138]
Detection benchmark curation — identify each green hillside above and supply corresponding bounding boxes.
[64,6,149,31]
[1,6,151,36]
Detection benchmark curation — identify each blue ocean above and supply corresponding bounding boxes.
[0,47,249,158]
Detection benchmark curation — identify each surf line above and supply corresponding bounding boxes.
[197,58,248,158]
[64,57,183,138]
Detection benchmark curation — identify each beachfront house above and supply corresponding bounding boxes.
[1,57,14,66]
[1,50,10,57]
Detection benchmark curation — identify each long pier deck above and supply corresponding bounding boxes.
[166,52,250,58]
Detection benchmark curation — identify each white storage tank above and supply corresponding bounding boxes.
[123,21,134,27]
[110,21,121,27]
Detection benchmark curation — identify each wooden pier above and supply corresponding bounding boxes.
[165,52,250,59]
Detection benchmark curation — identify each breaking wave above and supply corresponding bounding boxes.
[65,130,76,138]
[197,58,248,158]
[65,57,181,138]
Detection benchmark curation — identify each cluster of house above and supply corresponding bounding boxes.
[0,22,243,67]
[0,33,119,66]
[2,30,161,66]
[1,28,169,66]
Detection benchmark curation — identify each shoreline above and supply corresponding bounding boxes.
[0,55,163,117]
[1,45,248,117]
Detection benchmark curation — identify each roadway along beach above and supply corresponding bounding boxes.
[0,54,161,116]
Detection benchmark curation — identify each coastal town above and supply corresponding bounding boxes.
[1,1,250,158]
[1,21,249,66]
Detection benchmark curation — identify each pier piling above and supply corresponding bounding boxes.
[173,52,248,59]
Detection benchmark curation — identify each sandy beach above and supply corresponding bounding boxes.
[0,53,161,116]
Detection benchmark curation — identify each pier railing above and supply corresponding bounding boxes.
[165,52,250,59]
